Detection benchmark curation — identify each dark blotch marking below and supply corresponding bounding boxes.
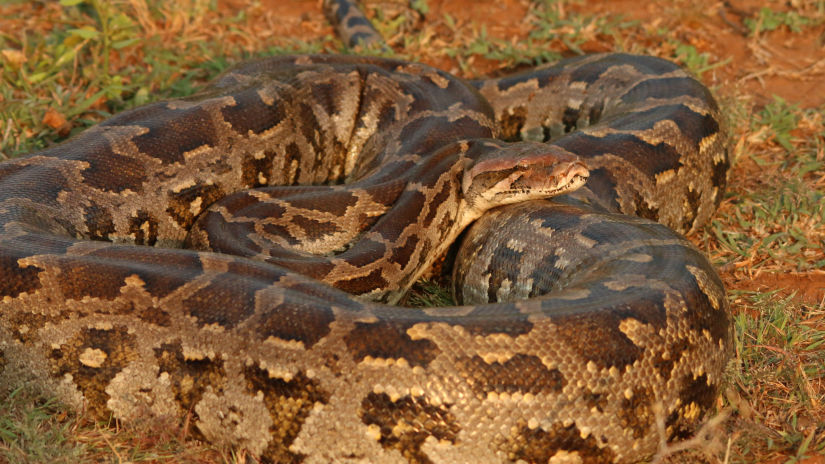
[344,320,439,368]
[190,209,268,255]
[484,244,526,302]
[241,149,277,188]
[83,205,116,240]
[668,247,731,343]
[0,243,45,299]
[562,107,580,133]
[0,163,67,205]
[398,115,489,157]
[2,131,139,199]
[127,104,220,164]
[622,77,718,111]
[552,297,668,372]
[223,189,268,211]
[557,132,683,180]
[617,387,654,439]
[498,106,527,141]
[48,326,137,420]
[501,421,615,464]
[297,102,322,157]
[457,354,565,397]
[81,149,148,194]
[373,99,399,134]
[256,300,334,348]
[652,337,690,381]
[711,155,730,198]
[154,340,225,413]
[360,392,459,464]
[681,188,701,231]
[578,168,621,213]
[567,54,642,84]
[527,252,565,298]
[388,234,418,269]
[611,104,720,148]
[582,389,608,413]
[310,82,340,118]
[260,222,300,246]
[588,101,604,125]
[284,142,304,183]
[127,210,159,246]
[341,238,388,269]
[421,180,452,228]
[485,63,565,93]
[441,303,534,337]
[220,87,285,135]
[667,373,718,440]
[243,365,330,464]
[364,99,398,134]
[5,311,61,344]
[529,205,583,229]
[228,193,288,221]
[631,188,660,222]
[134,303,173,327]
[412,239,434,278]
[435,214,456,248]
[381,190,426,244]
[283,190,359,218]
[181,259,276,329]
[56,246,202,301]
[291,214,344,242]
[166,182,224,229]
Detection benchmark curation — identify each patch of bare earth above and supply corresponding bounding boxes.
[577,0,825,107]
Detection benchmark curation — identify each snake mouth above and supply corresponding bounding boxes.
[508,159,589,196]
[557,170,589,195]
[463,142,590,210]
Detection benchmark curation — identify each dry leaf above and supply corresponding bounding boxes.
[42,108,72,136]
[1,49,26,68]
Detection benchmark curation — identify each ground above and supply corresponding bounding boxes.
[0,0,823,463]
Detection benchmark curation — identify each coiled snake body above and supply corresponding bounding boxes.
[0,52,731,463]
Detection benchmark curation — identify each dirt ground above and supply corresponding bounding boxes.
[226,0,825,107]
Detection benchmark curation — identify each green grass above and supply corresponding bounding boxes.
[0,388,85,463]
[439,0,636,71]
[744,5,824,36]
[729,290,825,460]
[1,0,825,462]
[0,0,327,158]
[712,100,825,273]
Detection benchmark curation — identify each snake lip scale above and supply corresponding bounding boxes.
[0,51,731,463]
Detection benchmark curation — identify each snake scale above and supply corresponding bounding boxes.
[0,11,731,464]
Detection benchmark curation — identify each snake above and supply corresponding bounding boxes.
[0,9,732,464]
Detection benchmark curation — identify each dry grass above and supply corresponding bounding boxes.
[1,0,824,462]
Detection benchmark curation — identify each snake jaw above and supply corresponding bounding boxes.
[463,141,589,212]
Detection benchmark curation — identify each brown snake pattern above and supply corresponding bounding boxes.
[0,49,731,463]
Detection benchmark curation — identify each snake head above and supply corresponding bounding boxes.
[462,140,589,212]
